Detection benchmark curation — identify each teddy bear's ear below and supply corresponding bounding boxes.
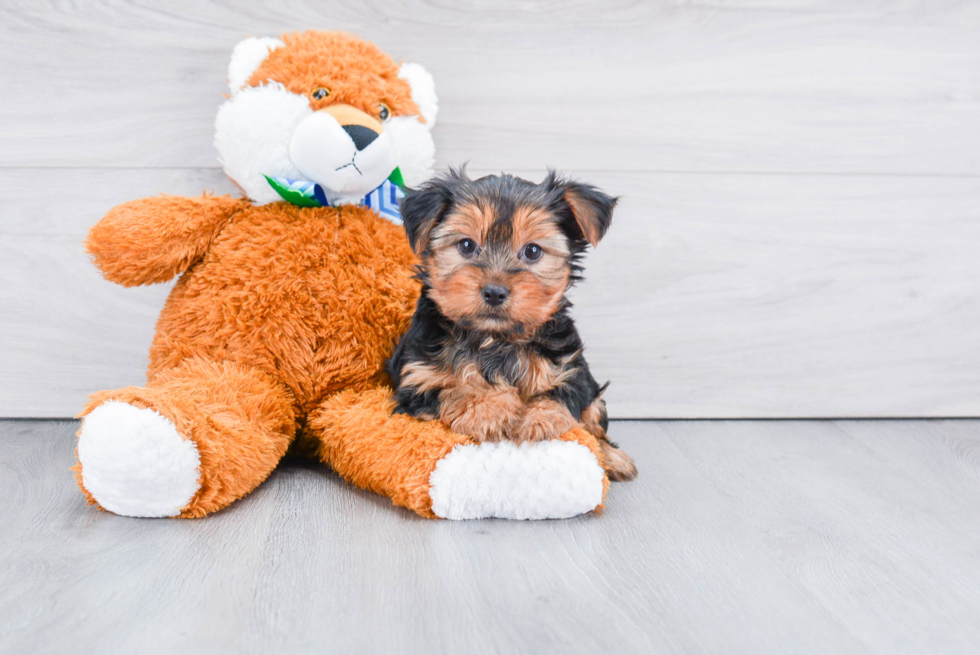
[398,62,438,129]
[227,37,285,95]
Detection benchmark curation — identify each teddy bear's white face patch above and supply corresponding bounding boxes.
[214,39,438,205]
[214,83,311,205]
[288,111,397,202]
[385,116,438,190]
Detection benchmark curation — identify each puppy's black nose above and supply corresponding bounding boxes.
[342,124,379,151]
[481,285,509,307]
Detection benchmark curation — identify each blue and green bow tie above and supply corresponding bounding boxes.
[264,168,406,224]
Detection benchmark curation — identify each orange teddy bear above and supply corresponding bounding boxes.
[74,31,609,520]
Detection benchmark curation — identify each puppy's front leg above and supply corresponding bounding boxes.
[440,385,525,443]
[517,398,580,443]
[581,396,638,481]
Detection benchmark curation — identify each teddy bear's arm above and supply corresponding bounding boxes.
[85,194,249,287]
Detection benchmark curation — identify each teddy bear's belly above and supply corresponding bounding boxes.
[147,204,419,414]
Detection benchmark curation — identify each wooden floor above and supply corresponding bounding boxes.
[3,420,979,654]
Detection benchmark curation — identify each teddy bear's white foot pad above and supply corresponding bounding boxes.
[77,401,201,518]
[428,440,605,520]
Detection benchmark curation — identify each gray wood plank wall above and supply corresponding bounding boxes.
[1,1,978,418]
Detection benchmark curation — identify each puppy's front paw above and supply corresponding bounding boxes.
[517,399,579,443]
[599,440,638,481]
[442,387,525,442]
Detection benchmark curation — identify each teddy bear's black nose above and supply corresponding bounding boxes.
[342,124,379,151]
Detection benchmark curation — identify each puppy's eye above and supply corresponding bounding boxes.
[522,243,543,261]
[378,103,391,121]
[458,238,477,256]
[312,87,330,100]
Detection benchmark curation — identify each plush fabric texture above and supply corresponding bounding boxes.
[385,115,437,190]
[215,83,313,205]
[227,37,285,94]
[308,387,471,518]
[429,431,608,520]
[397,62,438,127]
[137,201,420,414]
[77,357,297,518]
[76,401,201,517]
[307,389,607,518]
[246,31,421,122]
[214,30,435,204]
[287,110,397,201]
[75,30,611,520]
[85,194,250,287]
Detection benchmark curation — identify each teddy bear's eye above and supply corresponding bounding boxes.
[312,87,330,100]
[378,103,391,121]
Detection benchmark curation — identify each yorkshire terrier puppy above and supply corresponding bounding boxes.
[388,169,637,481]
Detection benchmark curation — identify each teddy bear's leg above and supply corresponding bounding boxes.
[74,357,296,518]
[307,387,609,520]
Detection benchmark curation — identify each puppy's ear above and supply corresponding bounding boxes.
[400,169,466,254]
[546,172,617,247]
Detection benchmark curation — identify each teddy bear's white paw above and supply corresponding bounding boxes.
[77,401,201,518]
[428,440,605,520]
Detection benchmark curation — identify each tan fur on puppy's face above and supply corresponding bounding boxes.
[425,202,571,338]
